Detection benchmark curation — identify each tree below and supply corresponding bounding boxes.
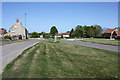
[66,31,70,33]
[83,25,89,37]
[87,27,95,37]
[70,28,74,37]
[30,32,39,38]
[93,25,102,37]
[74,25,84,38]
[50,26,58,37]
[102,27,110,33]
[41,32,47,38]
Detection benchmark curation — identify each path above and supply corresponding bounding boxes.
[62,40,120,52]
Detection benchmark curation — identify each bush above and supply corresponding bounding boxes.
[44,34,50,39]
[30,32,40,38]
[61,35,63,38]
[4,35,11,39]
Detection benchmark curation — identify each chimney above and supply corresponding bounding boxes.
[16,18,19,23]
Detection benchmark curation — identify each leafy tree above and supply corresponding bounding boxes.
[30,32,39,38]
[50,26,58,37]
[83,25,89,37]
[87,27,95,37]
[69,25,102,38]
[41,32,47,38]
[93,25,102,37]
[70,28,74,37]
[102,27,110,33]
[66,31,70,33]
[74,25,84,38]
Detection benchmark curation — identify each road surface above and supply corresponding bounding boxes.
[62,40,120,52]
[0,40,42,73]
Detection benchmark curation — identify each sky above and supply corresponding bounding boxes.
[2,2,118,33]
[1,0,120,2]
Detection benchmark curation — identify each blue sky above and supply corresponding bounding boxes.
[2,2,118,33]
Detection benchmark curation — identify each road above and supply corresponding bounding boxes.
[62,40,120,52]
[0,39,42,73]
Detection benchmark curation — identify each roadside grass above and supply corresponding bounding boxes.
[79,38,120,46]
[0,74,2,79]
[2,40,118,78]
[0,39,29,46]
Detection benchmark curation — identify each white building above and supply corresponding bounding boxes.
[55,33,70,38]
[40,35,43,38]
[6,18,29,39]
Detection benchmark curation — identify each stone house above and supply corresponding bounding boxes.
[6,18,29,39]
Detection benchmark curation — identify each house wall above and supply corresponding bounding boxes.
[40,35,43,38]
[63,35,69,37]
[55,36,61,38]
[0,34,2,38]
[9,23,26,37]
[8,22,29,39]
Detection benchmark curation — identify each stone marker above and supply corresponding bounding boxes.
[54,36,57,42]
[75,37,77,41]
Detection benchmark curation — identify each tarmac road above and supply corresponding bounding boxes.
[0,39,42,73]
[62,40,120,52]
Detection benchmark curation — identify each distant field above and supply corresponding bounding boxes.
[3,40,118,78]
[0,39,29,46]
[79,38,120,46]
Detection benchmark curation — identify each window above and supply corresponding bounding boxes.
[11,30,15,32]
[14,26,17,28]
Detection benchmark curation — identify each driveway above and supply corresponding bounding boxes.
[0,39,42,73]
[62,40,120,52]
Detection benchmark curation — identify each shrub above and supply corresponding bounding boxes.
[44,34,50,39]
[30,32,40,38]
[61,35,63,38]
[4,35,11,39]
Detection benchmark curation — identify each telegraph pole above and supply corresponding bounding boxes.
[25,13,27,39]
[25,13,26,28]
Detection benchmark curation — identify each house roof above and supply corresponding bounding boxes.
[55,33,70,36]
[9,18,27,31]
[105,28,120,35]
[115,30,120,35]
[61,33,70,35]
[56,34,62,36]
[0,28,6,34]
[105,29,115,33]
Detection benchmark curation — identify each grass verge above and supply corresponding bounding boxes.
[2,40,118,78]
[0,39,29,46]
[79,38,120,46]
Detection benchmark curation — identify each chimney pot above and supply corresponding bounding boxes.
[16,18,19,23]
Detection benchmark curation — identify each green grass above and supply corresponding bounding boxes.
[79,38,120,46]
[0,39,29,46]
[2,40,118,78]
[0,74,2,79]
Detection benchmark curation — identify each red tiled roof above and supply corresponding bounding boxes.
[61,33,70,35]
[115,30,120,35]
[105,29,115,33]
[56,33,62,36]
[0,29,5,34]
[55,33,70,36]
